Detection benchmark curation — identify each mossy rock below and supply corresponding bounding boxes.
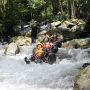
[24,32,31,37]
[62,39,90,49]
[45,29,57,36]
[73,65,90,90]
[12,36,32,46]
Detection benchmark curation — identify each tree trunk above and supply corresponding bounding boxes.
[51,0,58,15]
[58,0,63,19]
[71,0,75,18]
[0,0,7,13]
[68,0,75,19]
[68,0,71,19]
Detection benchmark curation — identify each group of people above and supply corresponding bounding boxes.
[24,33,61,64]
[24,20,62,64]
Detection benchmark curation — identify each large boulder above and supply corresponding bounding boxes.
[71,25,80,32]
[4,42,20,55]
[45,29,57,35]
[24,31,31,37]
[71,19,85,25]
[45,27,75,42]
[71,20,85,35]
[73,65,90,90]
[12,36,32,46]
[38,30,47,35]
[57,27,76,41]
[60,19,85,32]
[51,21,61,27]
[61,39,90,49]
[61,21,75,29]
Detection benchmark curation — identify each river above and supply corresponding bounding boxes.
[0,44,90,90]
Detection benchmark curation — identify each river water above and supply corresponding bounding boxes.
[0,44,90,90]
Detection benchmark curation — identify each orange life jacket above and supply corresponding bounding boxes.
[35,48,44,60]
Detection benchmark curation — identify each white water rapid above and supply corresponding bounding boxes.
[0,44,90,90]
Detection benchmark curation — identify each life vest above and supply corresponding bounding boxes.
[44,42,52,49]
[35,48,44,60]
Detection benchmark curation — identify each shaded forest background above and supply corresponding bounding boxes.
[0,0,90,36]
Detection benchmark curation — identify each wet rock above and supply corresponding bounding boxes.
[48,53,56,64]
[25,31,31,37]
[56,19,85,40]
[4,42,20,55]
[71,25,80,32]
[71,19,79,24]
[39,30,47,35]
[82,63,90,68]
[51,21,61,27]
[12,36,32,46]
[61,39,90,49]
[73,65,90,90]
[46,19,85,41]
[61,21,75,28]
[57,51,72,60]
[71,19,85,25]
[57,49,73,60]
[56,26,76,41]
[45,29,57,35]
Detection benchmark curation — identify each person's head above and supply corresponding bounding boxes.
[32,20,38,27]
[44,37,49,42]
[44,34,50,42]
[52,33,58,42]
[36,43,43,49]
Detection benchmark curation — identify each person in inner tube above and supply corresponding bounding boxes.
[34,43,45,63]
[43,35,53,62]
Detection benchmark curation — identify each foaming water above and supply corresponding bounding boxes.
[0,44,90,90]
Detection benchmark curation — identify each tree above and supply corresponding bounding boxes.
[67,0,75,19]
[2,0,27,36]
[28,0,46,20]
[0,0,7,13]
[0,0,7,22]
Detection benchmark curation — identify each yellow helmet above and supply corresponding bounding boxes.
[36,42,43,47]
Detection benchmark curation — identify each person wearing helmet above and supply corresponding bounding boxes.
[44,35,52,51]
[34,43,45,63]
[43,35,53,62]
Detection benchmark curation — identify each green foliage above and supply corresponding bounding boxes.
[0,24,5,33]
[28,0,45,9]
[3,0,27,26]
[75,0,90,14]
[27,0,46,20]
[0,0,90,35]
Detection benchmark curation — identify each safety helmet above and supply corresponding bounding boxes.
[36,43,43,47]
